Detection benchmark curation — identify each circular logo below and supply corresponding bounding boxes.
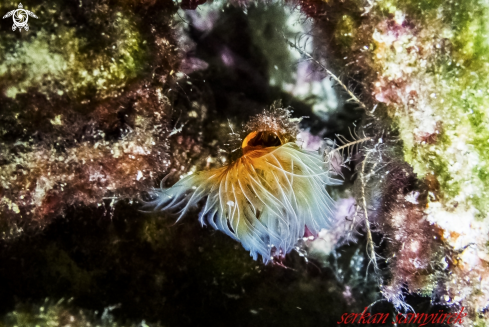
[3,3,38,32]
[13,9,28,27]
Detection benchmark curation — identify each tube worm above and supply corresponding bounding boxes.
[146,108,341,263]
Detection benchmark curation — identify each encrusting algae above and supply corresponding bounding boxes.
[146,106,341,263]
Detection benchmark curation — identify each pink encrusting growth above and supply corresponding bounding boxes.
[147,108,341,263]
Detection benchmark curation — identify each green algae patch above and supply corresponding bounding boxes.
[43,244,97,294]
[2,298,163,327]
[0,2,147,101]
[368,0,489,215]
[334,15,358,48]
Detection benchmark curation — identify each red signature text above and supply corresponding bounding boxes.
[337,307,467,326]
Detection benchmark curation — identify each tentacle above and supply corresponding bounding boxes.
[147,141,341,263]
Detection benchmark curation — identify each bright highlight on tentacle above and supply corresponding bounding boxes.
[145,137,341,263]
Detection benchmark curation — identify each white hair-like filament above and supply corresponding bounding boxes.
[146,142,341,263]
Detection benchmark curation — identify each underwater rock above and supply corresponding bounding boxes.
[0,0,179,236]
[300,0,489,323]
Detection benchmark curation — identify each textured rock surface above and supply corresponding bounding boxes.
[0,0,177,235]
[2,0,487,325]
[302,0,489,323]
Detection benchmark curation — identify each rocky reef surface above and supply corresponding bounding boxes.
[0,0,488,326]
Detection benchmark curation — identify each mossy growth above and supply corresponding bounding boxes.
[1,298,161,327]
[0,0,147,101]
[370,0,489,215]
[42,244,98,294]
[334,15,357,48]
